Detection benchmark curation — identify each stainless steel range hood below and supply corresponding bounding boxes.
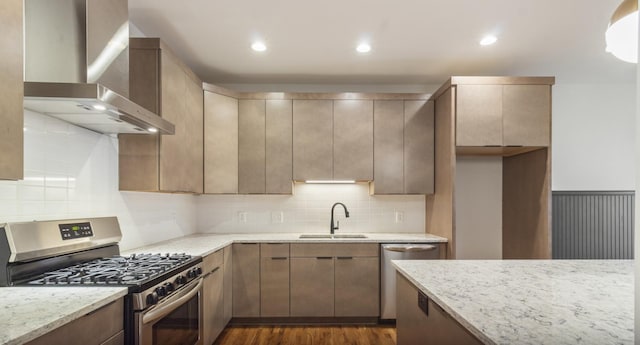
[23,0,174,135]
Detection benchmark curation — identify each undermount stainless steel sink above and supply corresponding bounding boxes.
[298,234,368,239]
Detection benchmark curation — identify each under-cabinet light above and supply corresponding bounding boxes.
[305,180,356,184]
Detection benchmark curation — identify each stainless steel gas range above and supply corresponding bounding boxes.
[0,217,204,345]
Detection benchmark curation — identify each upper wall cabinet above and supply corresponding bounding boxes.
[455,81,551,148]
[0,0,24,180]
[293,100,334,181]
[372,100,434,194]
[333,100,374,181]
[293,99,374,181]
[237,99,293,194]
[204,91,239,194]
[119,38,203,193]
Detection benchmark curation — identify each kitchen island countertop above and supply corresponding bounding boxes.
[0,286,128,345]
[393,260,633,345]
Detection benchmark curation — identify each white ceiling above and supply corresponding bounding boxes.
[129,0,636,86]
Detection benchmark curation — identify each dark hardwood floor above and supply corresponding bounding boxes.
[212,325,397,345]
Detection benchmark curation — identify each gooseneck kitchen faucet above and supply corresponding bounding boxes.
[330,202,350,235]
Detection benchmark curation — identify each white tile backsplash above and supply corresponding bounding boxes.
[0,111,197,251]
[196,183,426,234]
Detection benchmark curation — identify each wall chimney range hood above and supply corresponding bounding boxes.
[23,0,174,135]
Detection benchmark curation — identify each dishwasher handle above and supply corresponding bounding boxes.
[383,244,437,252]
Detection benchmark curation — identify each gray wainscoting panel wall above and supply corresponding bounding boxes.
[552,191,634,259]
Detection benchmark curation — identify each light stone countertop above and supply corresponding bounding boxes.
[122,232,447,257]
[392,260,633,345]
[0,286,128,345]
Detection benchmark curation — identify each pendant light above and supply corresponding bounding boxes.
[605,0,638,63]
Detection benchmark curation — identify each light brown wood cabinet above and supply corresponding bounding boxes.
[372,100,435,195]
[203,250,224,345]
[289,243,379,317]
[333,100,374,181]
[456,84,550,147]
[120,38,203,193]
[404,100,435,194]
[232,243,260,317]
[293,100,334,180]
[205,91,239,194]
[0,0,23,180]
[237,99,293,194]
[397,273,482,345]
[260,243,290,317]
[223,245,233,324]
[26,299,124,345]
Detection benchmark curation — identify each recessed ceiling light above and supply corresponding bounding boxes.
[92,104,107,111]
[356,43,371,53]
[251,41,267,52]
[480,35,498,46]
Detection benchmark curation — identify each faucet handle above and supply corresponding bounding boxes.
[336,220,339,230]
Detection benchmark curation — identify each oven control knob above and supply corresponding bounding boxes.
[175,275,186,285]
[196,267,203,276]
[164,282,175,293]
[187,270,195,279]
[156,286,167,297]
[146,292,158,305]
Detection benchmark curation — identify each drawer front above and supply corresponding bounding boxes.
[203,249,224,273]
[291,243,379,257]
[260,243,290,258]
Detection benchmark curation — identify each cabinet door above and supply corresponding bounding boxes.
[203,267,224,345]
[502,85,551,146]
[232,243,260,317]
[266,100,293,194]
[159,50,190,192]
[404,100,435,194]
[456,85,503,146]
[260,257,290,317]
[333,100,374,180]
[223,245,233,324]
[0,0,23,180]
[183,74,204,193]
[204,91,239,194]
[373,100,404,194]
[334,257,379,317]
[238,100,266,194]
[290,257,334,316]
[293,100,333,180]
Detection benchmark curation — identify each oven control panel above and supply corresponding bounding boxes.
[59,222,93,240]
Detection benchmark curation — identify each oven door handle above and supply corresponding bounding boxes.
[142,277,203,325]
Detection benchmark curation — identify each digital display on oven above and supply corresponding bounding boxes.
[59,222,93,240]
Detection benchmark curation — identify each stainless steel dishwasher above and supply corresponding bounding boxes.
[380,243,440,320]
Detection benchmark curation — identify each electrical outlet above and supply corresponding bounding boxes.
[395,211,404,223]
[238,211,247,223]
[271,211,284,224]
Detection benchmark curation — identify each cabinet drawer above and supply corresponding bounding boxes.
[203,249,224,273]
[290,243,378,257]
[26,299,123,345]
[260,243,290,258]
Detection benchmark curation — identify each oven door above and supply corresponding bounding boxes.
[136,277,203,345]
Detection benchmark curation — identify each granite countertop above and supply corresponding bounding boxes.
[0,286,128,345]
[392,260,633,345]
[122,232,447,257]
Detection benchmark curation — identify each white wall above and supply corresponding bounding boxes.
[552,83,636,191]
[197,183,425,234]
[0,111,197,251]
[454,156,503,259]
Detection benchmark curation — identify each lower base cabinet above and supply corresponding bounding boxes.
[26,299,124,345]
[223,245,233,324]
[290,257,335,317]
[335,256,379,317]
[203,250,224,345]
[396,273,482,345]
